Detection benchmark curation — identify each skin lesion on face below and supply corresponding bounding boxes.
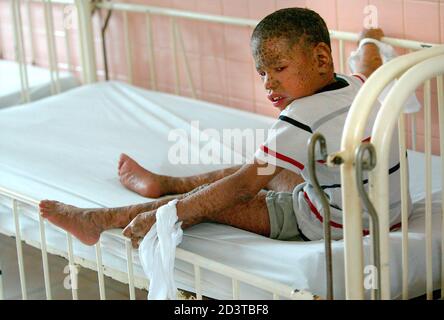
[252,37,298,71]
[251,36,335,110]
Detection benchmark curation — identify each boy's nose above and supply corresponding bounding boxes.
[264,75,277,91]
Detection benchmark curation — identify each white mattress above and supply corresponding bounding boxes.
[0,81,442,300]
[0,59,79,108]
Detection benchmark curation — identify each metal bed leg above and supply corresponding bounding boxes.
[66,234,78,300]
[12,200,27,300]
[193,265,202,300]
[125,240,136,300]
[355,143,381,300]
[95,241,106,300]
[38,215,52,300]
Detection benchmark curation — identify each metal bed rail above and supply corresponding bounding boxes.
[369,54,444,300]
[8,0,80,105]
[326,45,444,299]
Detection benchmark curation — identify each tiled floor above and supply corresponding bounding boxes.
[0,233,148,300]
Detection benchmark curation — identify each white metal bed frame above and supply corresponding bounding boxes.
[333,46,444,300]
[0,0,443,300]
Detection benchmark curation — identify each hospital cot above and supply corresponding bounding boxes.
[0,0,443,300]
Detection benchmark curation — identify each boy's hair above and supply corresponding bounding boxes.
[251,7,331,51]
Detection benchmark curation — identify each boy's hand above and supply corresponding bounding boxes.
[359,28,384,42]
[353,28,385,78]
[123,210,157,248]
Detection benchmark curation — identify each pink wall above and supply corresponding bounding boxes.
[0,0,443,153]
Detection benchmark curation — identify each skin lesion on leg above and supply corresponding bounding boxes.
[38,199,158,246]
[124,188,272,246]
[118,152,242,199]
[39,200,108,246]
[37,183,212,246]
[118,153,166,198]
[207,190,271,237]
[38,183,271,248]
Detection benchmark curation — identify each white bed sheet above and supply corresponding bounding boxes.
[0,59,79,108]
[0,81,442,300]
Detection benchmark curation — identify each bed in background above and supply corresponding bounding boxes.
[0,0,81,109]
[0,59,79,108]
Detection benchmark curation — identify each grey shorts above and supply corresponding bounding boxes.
[266,190,306,241]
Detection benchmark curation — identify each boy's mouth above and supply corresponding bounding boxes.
[267,94,288,109]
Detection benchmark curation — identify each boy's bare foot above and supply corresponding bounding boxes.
[39,200,107,246]
[118,154,164,198]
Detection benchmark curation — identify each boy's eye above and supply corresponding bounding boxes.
[258,71,266,77]
[275,66,287,72]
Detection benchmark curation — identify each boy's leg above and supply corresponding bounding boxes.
[38,183,210,246]
[126,189,300,244]
[41,187,298,246]
[118,153,241,198]
[207,190,271,237]
[197,189,299,239]
[118,153,303,197]
[39,185,271,245]
[123,190,273,246]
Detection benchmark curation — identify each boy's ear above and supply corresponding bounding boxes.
[313,42,333,75]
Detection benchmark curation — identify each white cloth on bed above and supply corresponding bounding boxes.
[139,199,183,300]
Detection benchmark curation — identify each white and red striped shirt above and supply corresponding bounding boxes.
[255,73,410,240]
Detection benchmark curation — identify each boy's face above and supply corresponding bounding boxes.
[252,37,321,111]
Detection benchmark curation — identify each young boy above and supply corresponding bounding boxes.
[39,8,399,247]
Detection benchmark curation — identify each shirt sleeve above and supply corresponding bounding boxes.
[254,115,312,175]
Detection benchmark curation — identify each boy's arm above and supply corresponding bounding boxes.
[353,28,384,79]
[175,160,282,225]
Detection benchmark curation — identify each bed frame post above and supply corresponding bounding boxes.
[438,74,444,300]
[341,163,365,299]
[11,0,30,103]
[43,0,61,94]
[25,0,36,65]
[75,0,97,84]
